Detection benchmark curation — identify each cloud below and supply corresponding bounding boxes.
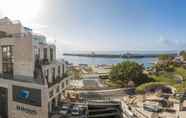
[159,35,186,49]
[24,23,48,31]
[159,35,175,46]
[30,24,48,29]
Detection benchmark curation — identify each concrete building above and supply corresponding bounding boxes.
[0,17,71,118]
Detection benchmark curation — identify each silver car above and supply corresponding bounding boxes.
[59,105,71,115]
[71,106,80,116]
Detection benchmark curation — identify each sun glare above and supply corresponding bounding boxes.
[0,0,43,22]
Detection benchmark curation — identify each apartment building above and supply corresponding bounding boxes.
[0,17,71,118]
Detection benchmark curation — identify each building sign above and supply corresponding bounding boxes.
[16,105,37,115]
[12,85,41,106]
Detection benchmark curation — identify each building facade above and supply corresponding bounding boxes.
[0,17,71,118]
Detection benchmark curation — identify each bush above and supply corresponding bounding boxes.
[151,73,177,85]
[136,82,167,94]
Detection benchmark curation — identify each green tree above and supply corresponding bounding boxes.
[159,54,172,61]
[156,54,174,72]
[109,61,151,87]
[180,50,186,60]
[180,50,186,56]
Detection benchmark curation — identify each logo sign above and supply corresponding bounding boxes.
[12,85,41,106]
[17,89,30,100]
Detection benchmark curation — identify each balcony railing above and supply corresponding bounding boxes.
[0,73,13,80]
[42,58,50,65]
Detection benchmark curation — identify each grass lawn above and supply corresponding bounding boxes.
[175,67,186,79]
[138,67,186,93]
[173,82,186,92]
[150,72,177,85]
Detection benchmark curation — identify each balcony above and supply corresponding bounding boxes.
[0,31,12,39]
[0,73,13,80]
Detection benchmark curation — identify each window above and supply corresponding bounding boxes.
[43,48,47,59]
[50,48,53,61]
[49,90,53,97]
[38,48,40,58]
[2,46,13,77]
[62,64,65,76]
[45,69,49,81]
[58,66,60,77]
[56,86,59,93]
[34,48,40,59]
[52,68,55,81]
[66,80,68,86]
[61,82,64,89]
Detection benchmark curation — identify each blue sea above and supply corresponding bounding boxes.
[63,50,178,68]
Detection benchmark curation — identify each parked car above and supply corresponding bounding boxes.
[71,106,80,116]
[59,104,71,115]
[143,101,161,112]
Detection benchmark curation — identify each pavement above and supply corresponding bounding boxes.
[70,78,105,89]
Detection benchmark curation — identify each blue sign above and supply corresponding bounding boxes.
[17,89,30,100]
[13,86,41,106]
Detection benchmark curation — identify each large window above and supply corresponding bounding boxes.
[49,90,53,98]
[62,64,65,77]
[61,82,64,89]
[43,48,47,59]
[52,68,55,81]
[56,86,59,93]
[2,46,13,77]
[66,80,69,86]
[0,87,8,118]
[50,48,53,61]
[58,66,60,77]
[34,48,40,59]
[45,69,49,82]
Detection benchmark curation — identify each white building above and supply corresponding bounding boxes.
[0,17,71,118]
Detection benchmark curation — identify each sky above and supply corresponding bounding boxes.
[0,0,186,53]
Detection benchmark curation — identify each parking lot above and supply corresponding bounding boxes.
[50,102,87,118]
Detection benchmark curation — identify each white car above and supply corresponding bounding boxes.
[71,106,80,116]
[59,105,70,115]
[143,101,161,112]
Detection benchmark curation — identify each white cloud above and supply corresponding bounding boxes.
[28,24,48,30]
[159,35,186,50]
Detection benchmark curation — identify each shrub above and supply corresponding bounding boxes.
[136,82,167,94]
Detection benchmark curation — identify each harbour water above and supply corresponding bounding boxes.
[63,50,178,68]
[63,55,158,68]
